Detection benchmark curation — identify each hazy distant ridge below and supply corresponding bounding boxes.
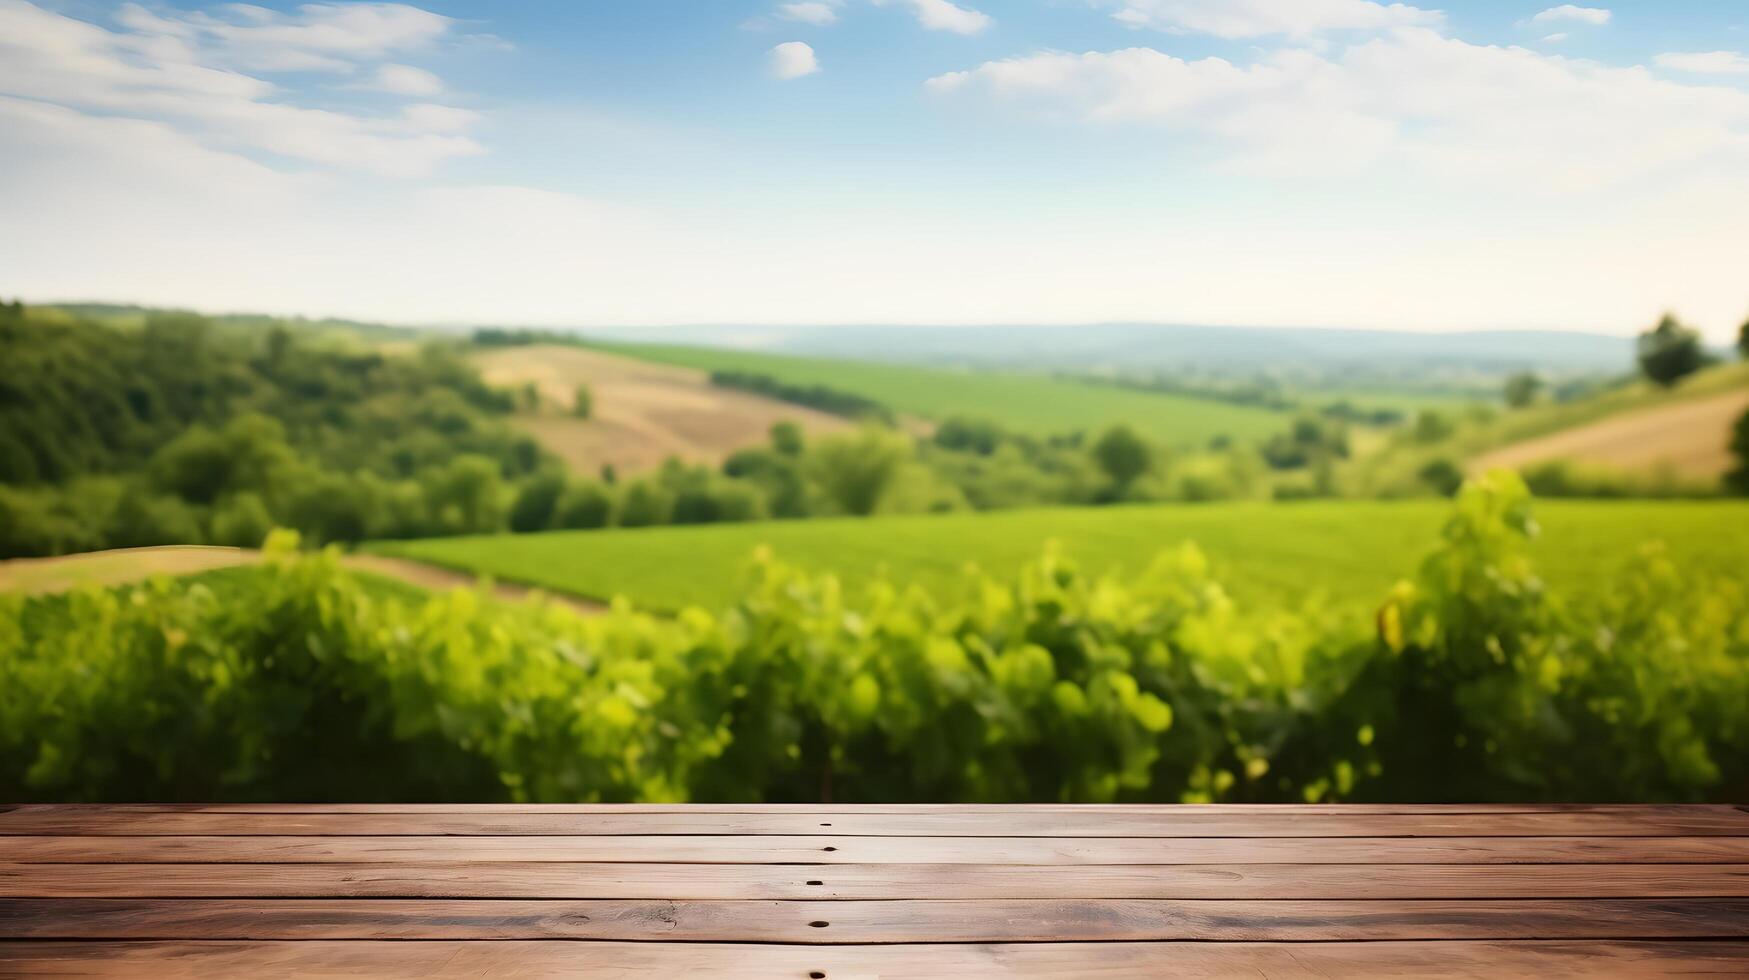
[577,322,1635,376]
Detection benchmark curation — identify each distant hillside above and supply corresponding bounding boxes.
[28,304,1640,380]
[601,342,1291,447]
[575,322,1636,381]
[1468,363,1749,482]
[1344,361,1749,496]
[35,303,421,343]
[472,343,851,475]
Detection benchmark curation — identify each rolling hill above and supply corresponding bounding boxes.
[599,342,1291,447]
[1465,362,1749,481]
[472,344,851,475]
[367,498,1749,614]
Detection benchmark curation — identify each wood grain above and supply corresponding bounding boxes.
[6,808,1745,837]
[7,862,1748,900]
[7,834,1746,864]
[7,804,1744,977]
[5,897,1749,942]
[4,940,1747,979]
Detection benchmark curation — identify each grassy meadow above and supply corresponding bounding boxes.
[603,342,1292,446]
[368,497,1749,614]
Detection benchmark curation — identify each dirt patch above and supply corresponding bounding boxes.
[0,546,603,616]
[473,344,852,475]
[1472,388,1749,479]
[0,546,256,595]
[341,554,605,616]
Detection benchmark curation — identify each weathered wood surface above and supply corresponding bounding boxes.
[1,805,1745,978]
[8,862,1749,899]
[9,833,1747,864]
[4,941,1748,979]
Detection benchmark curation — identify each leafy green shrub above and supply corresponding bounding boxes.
[1521,459,1717,499]
[553,481,615,529]
[3,474,1744,803]
[1728,409,1748,496]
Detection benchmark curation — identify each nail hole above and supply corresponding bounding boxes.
[822,846,837,852]
[806,880,823,886]
[809,920,830,928]
[810,972,826,978]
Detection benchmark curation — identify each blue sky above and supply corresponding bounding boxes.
[1,1,1746,336]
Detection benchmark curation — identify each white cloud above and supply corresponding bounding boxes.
[0,1,479,177]
[112,2,453,73]
[1656,51,1749,76]
[770,41,820,79]
[370,63,444,96]
[778,2,839,26]
[5,86,1748,339]
[1099,0,1441,39]
[877,0,992,35]
[1529,5,1611,26]
[1542,33,1568,43]
[926,30,1749,191]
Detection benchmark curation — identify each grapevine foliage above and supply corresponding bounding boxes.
[2,473,1745,803]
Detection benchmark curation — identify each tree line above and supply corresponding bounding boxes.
[0,305,546,557]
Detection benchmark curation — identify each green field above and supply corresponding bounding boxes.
[603,342,1289,446]
[369,498,1749,614]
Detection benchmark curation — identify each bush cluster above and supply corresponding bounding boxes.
[709,370,895,424]
[4,473,1743,803]
[0,308,546,556]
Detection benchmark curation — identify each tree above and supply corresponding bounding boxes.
[1503,372,1543,409]
[509,472,567,532]
[1636,313,1708,387]
[934,416,1006,456]
[1737,317,1748,361]
[148,414,297,506]
[211,492,274,547]
[423,455,507,535]
[573,384,593,419]
[616,479,673,527]
[1091,425,1151,491]
[554,481,615,529]
[105,491,203,549]
[807,428,910,516]
[769,420,804,457]
[1418,459,1465,497]
[1412,410,1455,444]
[1727,409,1749,496]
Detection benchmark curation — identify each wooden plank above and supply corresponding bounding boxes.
[4,898,1747,942]
[6,834,1747,864]
[16,803,1742,813]
[4,940,1747,978]
[7,808,1745,837]
[6,862,1748,900]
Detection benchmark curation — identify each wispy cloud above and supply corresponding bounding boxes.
[876,0,992,36]
[0,1,481,176]
[1098,0,1441,39]
[927,29,1749,191]
[369,64,444,96]
[778,2,840,26]
[112,2,454,73]
[1529,5,1611,26]
[1656,51,1749,75]
[770,40,821,78]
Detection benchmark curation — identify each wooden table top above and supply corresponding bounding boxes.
[2,803,1747,977]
